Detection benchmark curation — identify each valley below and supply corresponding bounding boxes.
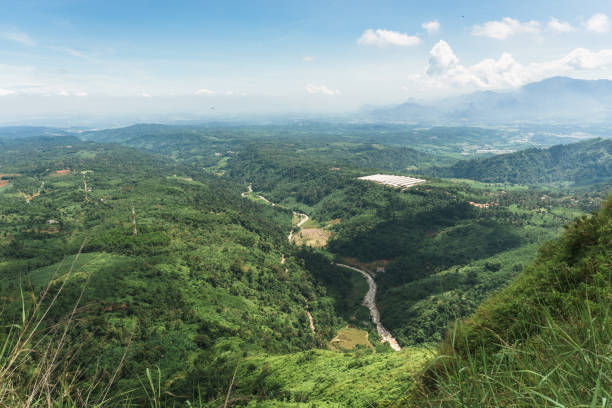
[3,2,612,405]
[335,263,401,351]
[0,124,609,407]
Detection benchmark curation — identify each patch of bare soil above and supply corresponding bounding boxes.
[50,169,71,176]
[292,228,333,247]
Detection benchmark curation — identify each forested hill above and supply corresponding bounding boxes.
[0,137,364,404]
[433,138,612,186]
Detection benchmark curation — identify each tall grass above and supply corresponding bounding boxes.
[0,243,208,408]
[416,292,611,407]
[0,241,133,407]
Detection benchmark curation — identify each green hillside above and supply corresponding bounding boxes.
[435,138,612,186]
[417,195,612,407]
[0,138,366,405]
[1,131,609,407]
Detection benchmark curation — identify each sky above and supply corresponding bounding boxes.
[1,0,612,123]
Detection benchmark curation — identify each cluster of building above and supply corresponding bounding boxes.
[357,174,427,189]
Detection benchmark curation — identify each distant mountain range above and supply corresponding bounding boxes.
[368,77,612,123]
[433,138,612,186]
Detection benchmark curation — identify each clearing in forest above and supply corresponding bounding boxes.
[330,326,372,351]
[292,227,333,247]
[0,174,20,189]
[50,169,71,177]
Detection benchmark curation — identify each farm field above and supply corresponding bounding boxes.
[329,326,372,351]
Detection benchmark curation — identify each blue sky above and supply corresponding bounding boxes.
[1,0,612,122]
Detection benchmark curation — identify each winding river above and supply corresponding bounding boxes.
[244,187,400,351]
[335,263,402,351]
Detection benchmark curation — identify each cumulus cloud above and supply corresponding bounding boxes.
[357,29,421,47]
[426,40,459,75]
[547,17,575,33]
[421,40,612,91]
[0,30,36,46]
[472,17,540,39]
[554,48,612,70]
[585,13,610,33]
[305,84,341,95]
[425,41,525,88]
[422,20,440,34]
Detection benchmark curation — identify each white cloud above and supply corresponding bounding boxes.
[555,48,612,70]
[305,84,341,95]
[426,40,459,75]
[139,92,152,98]
[472,17,540,39]
[425,41,525,88]
[421,40,612,91]
[302,56,314,62]
[422,20,440,34]
[585,13,610,33]
[547,18,575,33]
[194,88,236,96]
[357,29,421,47]
[194,88,216,95]
[0,30,36,46]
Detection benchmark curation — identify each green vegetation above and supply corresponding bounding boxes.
[329,326,372,351]
[0,138,364,404]
[435,138,612,186]
[1,124,610,407]
[223,346,432,407]
[220,138,607,347]
[417,195,612,407]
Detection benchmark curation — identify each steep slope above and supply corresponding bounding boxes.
[434,138,612,186]
[418,195,612,407]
